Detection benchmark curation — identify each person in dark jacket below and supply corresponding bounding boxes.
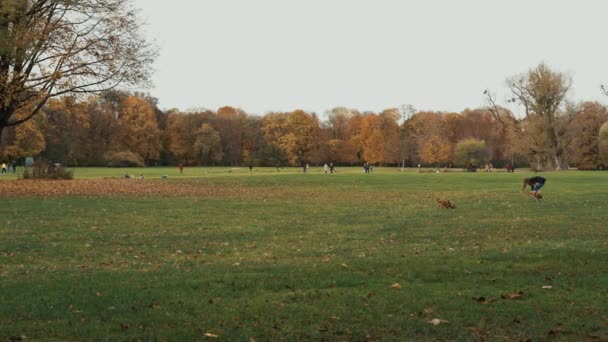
[522,176,546,197]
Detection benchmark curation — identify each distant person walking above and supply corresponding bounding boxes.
[323,163,329,174]
[178,163,184,174]
[249,164,253,174]
[1,162,6,174]
[363,162,370,174]
[330,162,335,174]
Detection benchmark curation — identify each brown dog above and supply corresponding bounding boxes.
[529,192,543,201]
[436,198,456,209]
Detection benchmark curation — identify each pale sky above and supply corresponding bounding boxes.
[134,0,608,116]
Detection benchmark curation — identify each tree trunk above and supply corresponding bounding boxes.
[552,149,562,171]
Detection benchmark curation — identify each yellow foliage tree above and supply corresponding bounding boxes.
[360,114,384,164]
[119,96,161,165]
[0,119,46,160]
[420,135,451,166]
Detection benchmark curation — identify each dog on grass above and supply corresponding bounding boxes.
[436,198,456,209]
[529,192,543,201]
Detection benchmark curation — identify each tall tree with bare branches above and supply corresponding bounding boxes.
[0,0,156,144]
[506,63,572,170]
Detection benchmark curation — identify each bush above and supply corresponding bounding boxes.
[22,160,73,180]
[576,163,602,171]
[454,138,488,167]
[105,151,144,167]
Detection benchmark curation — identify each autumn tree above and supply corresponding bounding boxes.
[561,102,608,169]
[0,115,45,160]
[261,112,290,165]
[360,114,384,164]
[378,108,401,164]
[324,107,358,164]
[82,96,122,165]
[327,107,351,140]
[262,110,320,169]
[346,111,364,163]
[420,134,451,167]
[167,110,214,165]
[39,97,90,165]
[241,115,266,165]
[0,0,156,145]
[286,110,320,169]
[398,105,416,168]
[507,63,572,169]
[194,123,223,165]
[453,138,488,167]
[117,96,161,165]
[407,111,448,164]
[215,106,247,166]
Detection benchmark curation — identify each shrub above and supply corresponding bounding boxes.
[105,151,144,167]
[454,138,488,167]
[22,160,73,180]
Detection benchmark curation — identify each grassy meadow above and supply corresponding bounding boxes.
[1,167,607,340]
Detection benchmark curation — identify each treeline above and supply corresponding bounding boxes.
[1,89,607,170]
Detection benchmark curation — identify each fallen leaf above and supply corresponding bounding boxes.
[391,283,401,289]
[501,291,523,300]
[428,318,448,325]
[204,333,219,338]
[472,296,486,303]
[472,296,496,304]
[542,286,553,289]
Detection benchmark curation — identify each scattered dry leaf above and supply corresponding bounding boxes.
[204,333,219,338]
[391,283,401,289]
[472,296,496,304]
[542,286,553,290]
[501,291,523,300]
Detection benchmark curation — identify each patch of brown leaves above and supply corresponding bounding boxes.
[0,179,256,198]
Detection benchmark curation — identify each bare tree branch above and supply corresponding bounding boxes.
[0,0,157,139]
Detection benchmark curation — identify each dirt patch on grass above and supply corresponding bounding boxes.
[0,179,255,198]
[1,178,435,203]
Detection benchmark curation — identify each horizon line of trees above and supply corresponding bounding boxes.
[1,100,607,170]
[2,66,608,171]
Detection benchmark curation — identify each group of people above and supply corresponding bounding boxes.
[362,162,374,173]
[323,163,336,174]
[1,161,16,174]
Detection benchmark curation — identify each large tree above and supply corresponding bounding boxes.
[506,63,572,170]
[453,138,487,167]
[193,123,223,166]
[0,0,156,144]
[118,96,161,165]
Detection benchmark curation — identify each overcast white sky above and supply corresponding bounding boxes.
[134,0,608,116]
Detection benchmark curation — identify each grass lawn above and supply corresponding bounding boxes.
[1,168,607,340]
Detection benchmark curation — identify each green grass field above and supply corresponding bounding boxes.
[1,168,607,340]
